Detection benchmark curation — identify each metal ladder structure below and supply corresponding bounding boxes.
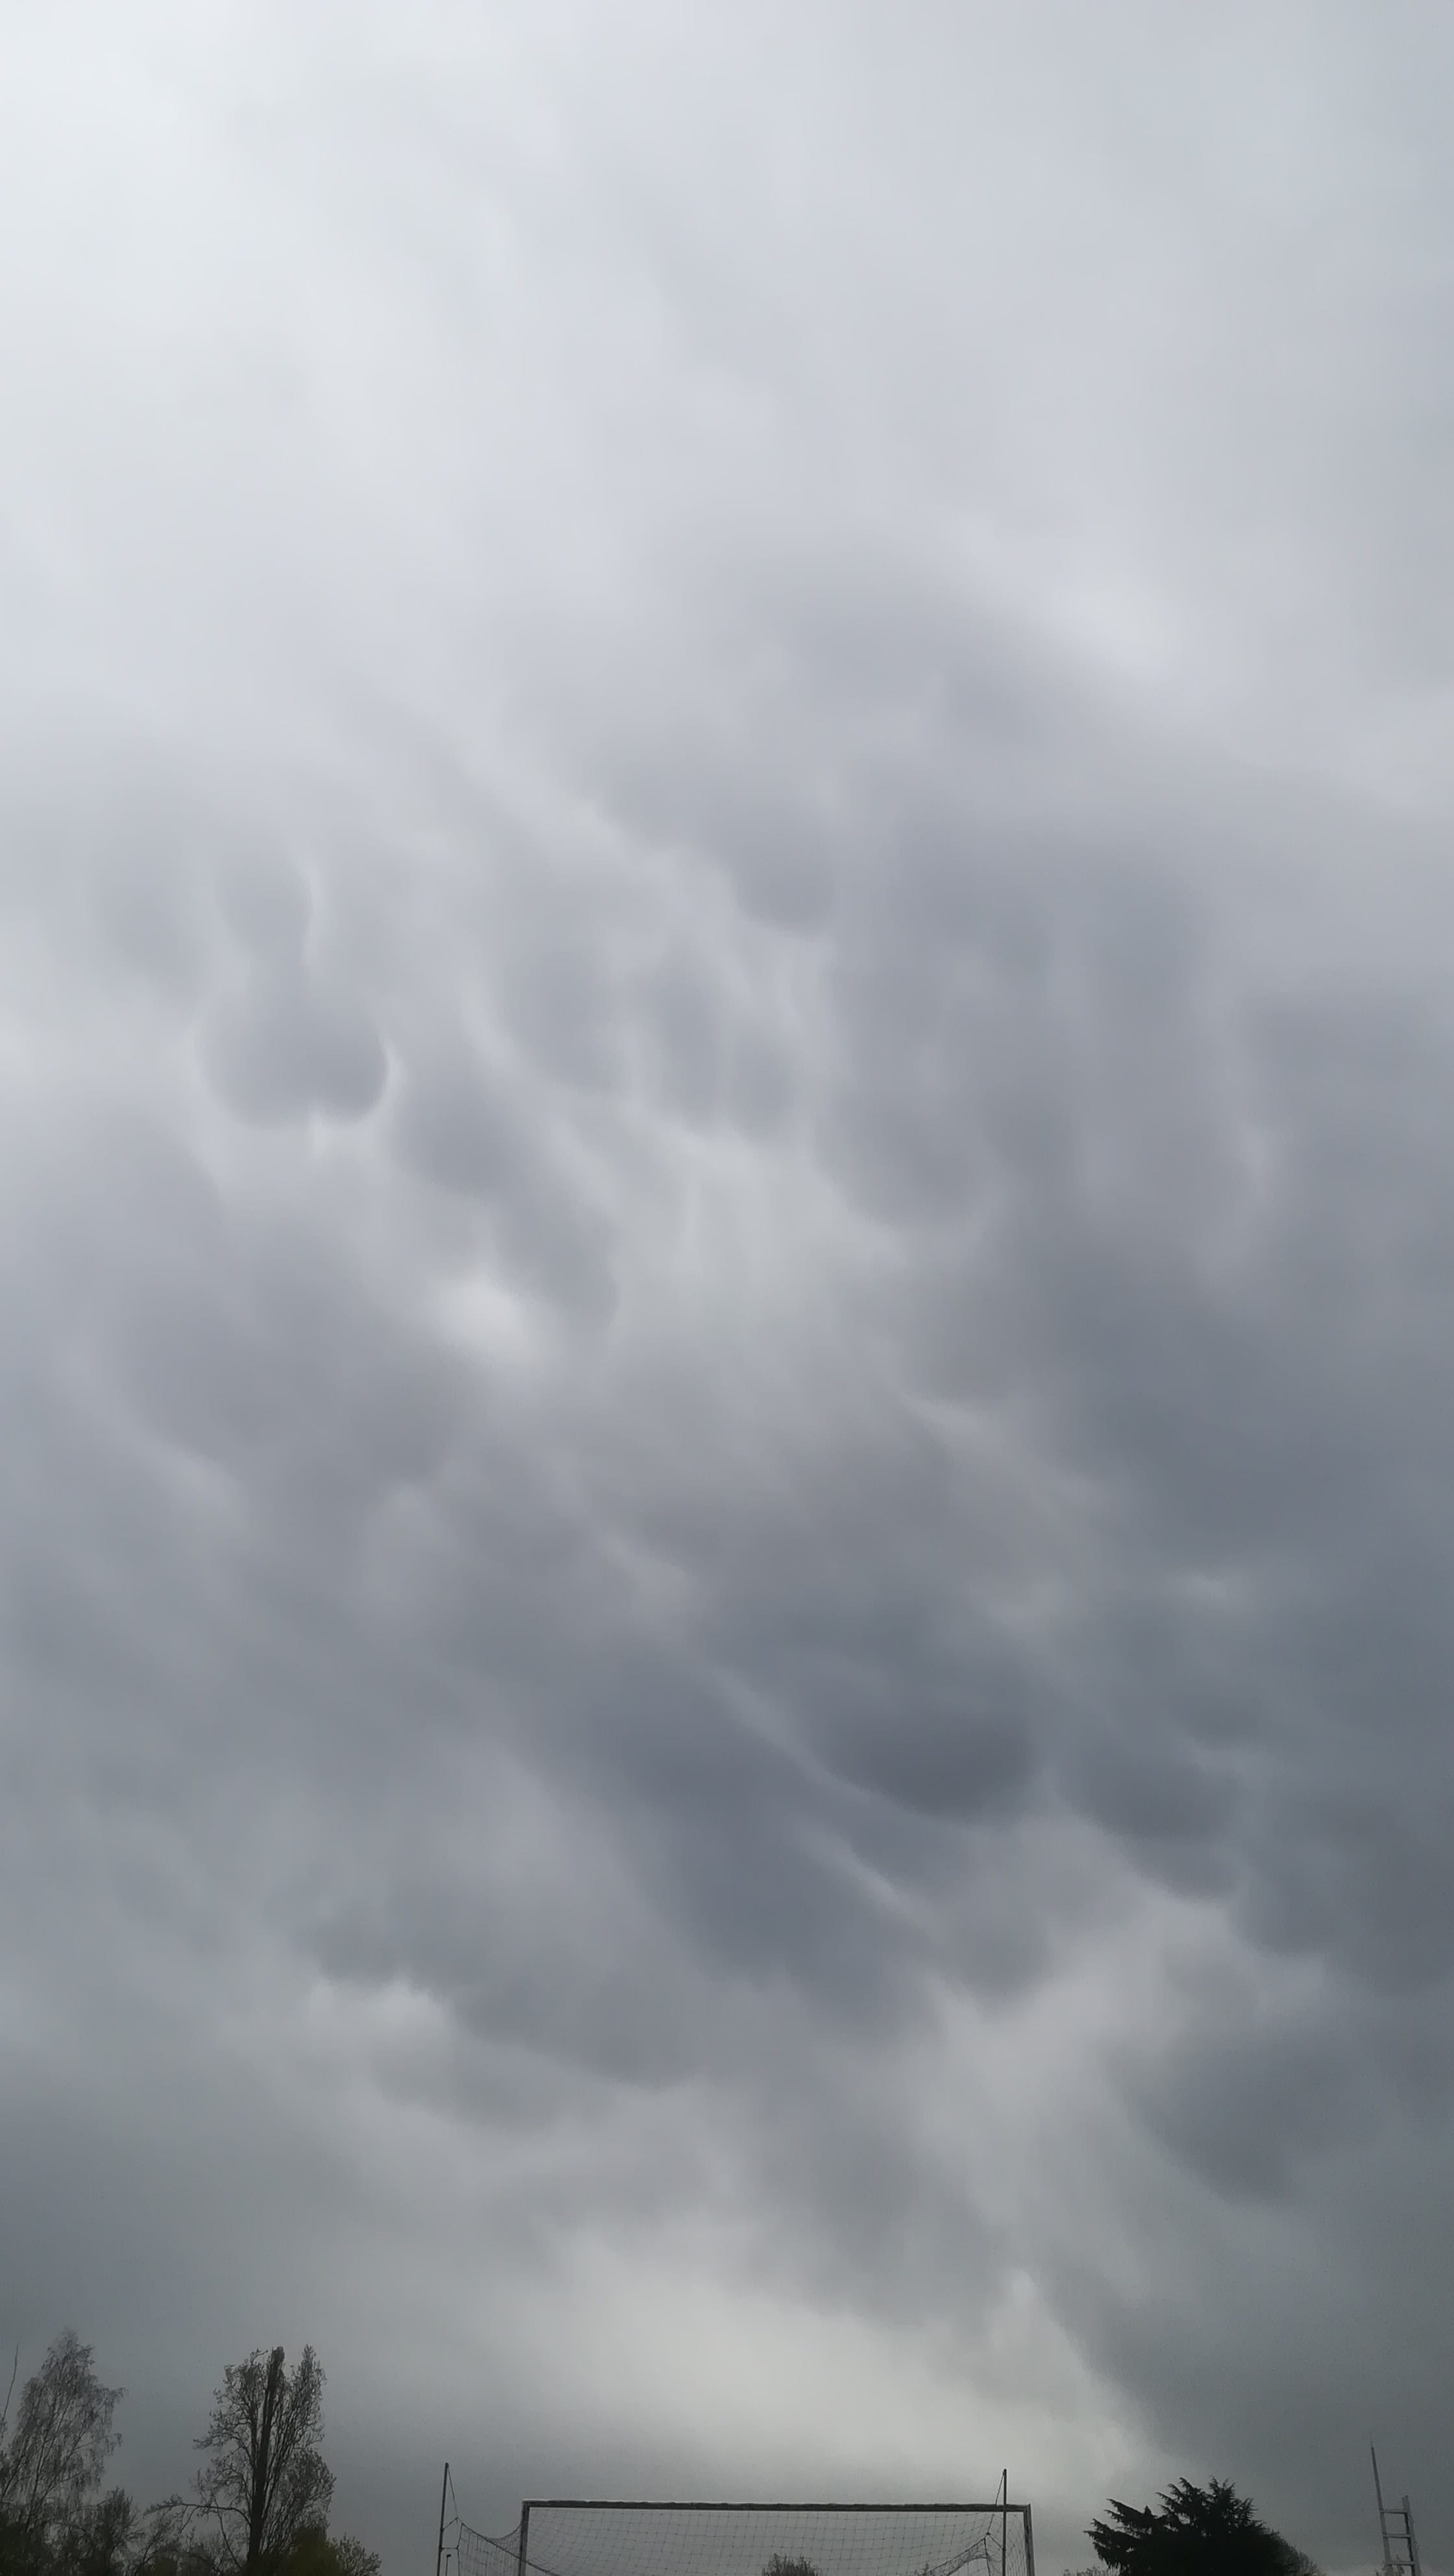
[1372,2447,1422,2576]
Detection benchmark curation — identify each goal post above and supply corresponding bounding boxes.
[454,2494,1034,2576]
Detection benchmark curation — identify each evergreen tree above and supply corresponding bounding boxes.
[1085,2480,1314,2576]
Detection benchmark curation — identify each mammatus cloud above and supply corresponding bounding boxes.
[3,10,1454,2576]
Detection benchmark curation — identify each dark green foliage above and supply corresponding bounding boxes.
[0,2512,47,2576]
[761,2556,822,2576]
[279,2533,380,2576]
[1086,2481,1316,2576]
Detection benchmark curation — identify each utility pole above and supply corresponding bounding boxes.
[436,2465,451,2576]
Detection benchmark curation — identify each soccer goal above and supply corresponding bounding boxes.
[453,2494,1034,2576]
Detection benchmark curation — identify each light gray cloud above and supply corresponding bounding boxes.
[4,10,1454,2576]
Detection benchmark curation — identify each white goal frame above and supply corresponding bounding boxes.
[512,2496,1035,2576]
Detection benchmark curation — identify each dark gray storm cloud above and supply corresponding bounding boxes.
[3,10,1454,2576]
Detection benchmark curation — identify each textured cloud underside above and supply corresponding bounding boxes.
[3,12,1454,2576]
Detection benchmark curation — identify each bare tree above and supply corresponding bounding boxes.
[0,2333,123,2558]
[55,2488,138,2576]
[193,2352,333,2576]
[50,2484,204,2576]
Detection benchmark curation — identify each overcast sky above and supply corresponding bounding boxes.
[4,9,1454,2575]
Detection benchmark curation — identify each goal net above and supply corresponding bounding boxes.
[454,2497,1033,2576]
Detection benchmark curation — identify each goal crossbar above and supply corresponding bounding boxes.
[519,2505,1028,2516]
[452,2486,1035,2576]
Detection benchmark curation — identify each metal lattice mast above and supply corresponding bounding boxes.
[1372,2447,1422,2576]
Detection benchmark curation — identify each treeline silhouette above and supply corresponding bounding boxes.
[5,2337,1322,2576]
[0,2333,380,2576]
[1068,2479,1321,2576]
